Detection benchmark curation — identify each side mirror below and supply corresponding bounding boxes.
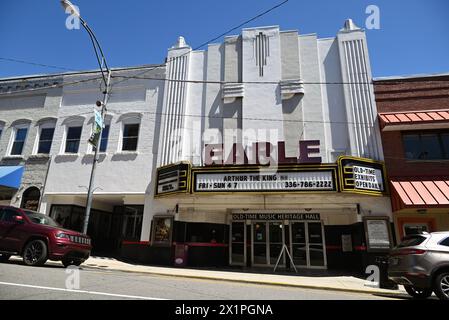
[13,215,24,224]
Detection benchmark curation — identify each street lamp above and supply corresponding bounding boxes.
[60,0,111,235]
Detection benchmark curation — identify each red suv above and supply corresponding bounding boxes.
[0,206,91,267]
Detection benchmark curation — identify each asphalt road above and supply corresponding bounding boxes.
[0,260,403,300]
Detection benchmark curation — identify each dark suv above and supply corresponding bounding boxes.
[388,231,449,300]
[0,206,91,267]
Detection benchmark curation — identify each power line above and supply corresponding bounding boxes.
[0,57,76,72]
[109,0,290,90]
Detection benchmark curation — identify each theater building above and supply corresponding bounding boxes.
[123,21,395,271]
[374,73,449,241]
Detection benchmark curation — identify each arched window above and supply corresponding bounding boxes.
[21,187,41,211]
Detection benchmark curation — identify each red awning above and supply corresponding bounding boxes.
[379,110,449,130]
[390,179,449,211]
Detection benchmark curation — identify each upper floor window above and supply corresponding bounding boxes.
[10,125,29,155]
[122,123,140,151]
[403,131,449,160]
[99,124,110,152]
[91,123,110,153]
[38,127,55,154]
[35,120,56,155]
[65,126,83,154]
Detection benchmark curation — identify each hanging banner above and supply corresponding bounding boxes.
[88,109,103,147]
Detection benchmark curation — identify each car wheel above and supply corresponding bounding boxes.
[23,240,48,266]
[62,258,83,268]
[0,253,11,262]
[433,272,449,300]
[404,285,433,299]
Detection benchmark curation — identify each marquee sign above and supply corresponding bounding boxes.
[155,162,191,196]
[338,156,387,195]
[192,166,337,193]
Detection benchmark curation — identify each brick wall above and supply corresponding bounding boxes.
[374,75,449,178]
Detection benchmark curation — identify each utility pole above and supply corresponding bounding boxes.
[60,0,111,235]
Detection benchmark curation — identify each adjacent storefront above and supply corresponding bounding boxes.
[374,74,449,242]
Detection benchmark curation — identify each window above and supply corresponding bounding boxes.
[122,206,143,240]
[37,127,55,154]
[403,131,449,160]
[21,187,41,211]
[440,237,449,247]
[94,124,110,153]
[0,208,22,222]
[122,123,140,151]
[397,235,427,248]
[10,127,28,155]
[65,126,82,153]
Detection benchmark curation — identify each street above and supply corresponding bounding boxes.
[0,260,403,300]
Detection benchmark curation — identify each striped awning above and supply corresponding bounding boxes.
[379,110,449,130]
[390,179,449,211]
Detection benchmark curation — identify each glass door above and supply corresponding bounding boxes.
[307,222,326,268]
[230,222,246,265]
[252,221,268,265]
[269,222,285,266]
[290,222,307,267]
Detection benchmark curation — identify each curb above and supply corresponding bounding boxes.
[81,263,406,298]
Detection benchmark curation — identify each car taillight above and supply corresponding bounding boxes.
[391,249,427,256]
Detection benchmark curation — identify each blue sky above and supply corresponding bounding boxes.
[0,0,448,78]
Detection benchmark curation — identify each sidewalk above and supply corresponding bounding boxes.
[78,256,406,297]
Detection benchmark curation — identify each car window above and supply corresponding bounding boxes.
[397,235,427,248]
[0,208,22,222]
[23,210,60,227]
[440,237,449,247]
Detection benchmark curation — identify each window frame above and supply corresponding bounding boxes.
[63,125,83,154]
[402,129,449,161]
[8,122,30,156]
[88,121,111,154]
[33,120,56,155]
[118,115,141,152]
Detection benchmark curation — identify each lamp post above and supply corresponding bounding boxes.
[60,0,111,235]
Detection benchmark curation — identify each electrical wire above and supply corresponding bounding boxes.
[109,0,291,90]
[0,57,76,72]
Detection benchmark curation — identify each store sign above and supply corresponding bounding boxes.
[204,140,322,166]
[156,163,190,196]
[232,213,321,221]
[338,156,387,195]
[194,169,336,193]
